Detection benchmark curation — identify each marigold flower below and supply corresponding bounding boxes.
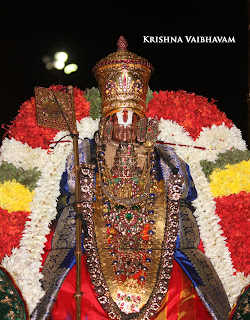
[209,160,250,197]
[0,180,34,212]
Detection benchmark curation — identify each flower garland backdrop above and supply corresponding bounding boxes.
[0,86,249,313]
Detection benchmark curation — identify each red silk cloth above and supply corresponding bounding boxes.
[49,257,212,320]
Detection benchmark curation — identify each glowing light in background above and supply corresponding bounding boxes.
[54,51,68,63]
[42,51,78,75]
[64,63,78,74]
[45,62,53,70]
[53,60,65,70]
[53,51,68,70]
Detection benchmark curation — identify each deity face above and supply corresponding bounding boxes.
[112,110,138,142]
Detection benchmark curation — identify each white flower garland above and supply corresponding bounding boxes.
[1,137,72,311]
[1,118,98,312]
[0,138,50,171]
[159,119,249,306]
[0,116,248,311]
[195,123,247,161]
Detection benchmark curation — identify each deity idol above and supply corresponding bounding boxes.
[31,36,230,320]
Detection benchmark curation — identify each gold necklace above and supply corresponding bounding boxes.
[97,143,154,207]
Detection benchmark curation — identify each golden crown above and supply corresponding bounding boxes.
[93,36,154,118]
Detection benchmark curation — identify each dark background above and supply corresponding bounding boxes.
[1,1,248,144]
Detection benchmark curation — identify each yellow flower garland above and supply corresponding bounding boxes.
[209,160,250,197]
[0,180,34,213]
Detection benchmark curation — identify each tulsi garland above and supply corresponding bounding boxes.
[0,161,41,191]
[200,148,250,181]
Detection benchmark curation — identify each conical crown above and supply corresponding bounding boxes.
[93,36,154,118]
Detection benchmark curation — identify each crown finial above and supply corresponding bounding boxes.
[117,36,128,50]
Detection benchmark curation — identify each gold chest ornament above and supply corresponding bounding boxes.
[80,142,184,319]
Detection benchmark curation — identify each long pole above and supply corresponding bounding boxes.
[67,85,82,320]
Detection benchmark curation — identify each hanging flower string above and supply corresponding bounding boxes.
[0,87,249,312]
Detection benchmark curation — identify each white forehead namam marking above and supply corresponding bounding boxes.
[116,110,134,128]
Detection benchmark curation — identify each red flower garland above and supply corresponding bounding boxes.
[215,191,250,275]
[5,88,234,147]
[6,85,90,150]
[0,207,30,261]
[147,90,233,139]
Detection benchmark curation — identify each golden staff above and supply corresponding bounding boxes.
[35,85,83,320]
[67,85,83,320]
